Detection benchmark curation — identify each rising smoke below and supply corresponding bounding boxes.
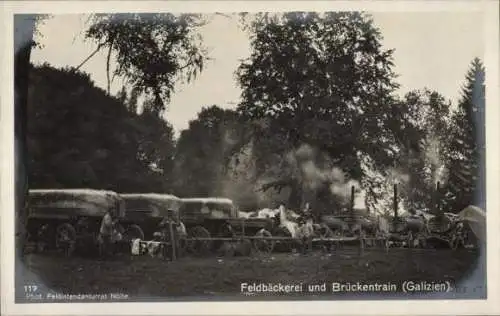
[425,136,448,184]
[287,144,361,204]
[217,142,365,211]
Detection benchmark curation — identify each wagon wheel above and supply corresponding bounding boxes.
[55,223,76,256]
[253,229,275,254]
[187,226,212,256]
[123,224,145,242]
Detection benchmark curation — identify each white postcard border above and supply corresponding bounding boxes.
[1,1,499,315]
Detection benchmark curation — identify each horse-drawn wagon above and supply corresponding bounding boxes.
[386,213,429,248]
[121,193,186,259]
[26,189,125,256]
[319,208,385,239]
[179,198,275,255]
[426,212,468,249]
[120,193,183,241]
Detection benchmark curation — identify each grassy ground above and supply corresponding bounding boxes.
[17,246,484,301]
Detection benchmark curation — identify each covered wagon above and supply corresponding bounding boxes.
[121,193,186,258]
[426,210,479,249]
[120,193,183,241]
[26,189,125,255]
[180,197,274,255]
[384,212,430,248]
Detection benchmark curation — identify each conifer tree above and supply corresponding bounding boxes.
[444,58,485,211]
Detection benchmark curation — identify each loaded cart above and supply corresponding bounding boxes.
[426,212,467,249]
[180,198,275,255]
[120,193,185,257]
[120,193,183,240]
[25,189,126,256]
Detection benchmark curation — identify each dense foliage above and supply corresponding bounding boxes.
[443,58,486,211]
[234,12,418,214]
[172,106,245,197]
[84,13,208,113]
[27,64,175,193]
[23,13,486,219]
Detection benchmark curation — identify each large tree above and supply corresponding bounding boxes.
[172,106,245,197]
[235,12,401,213]
[444,58,486,211]
[366,89,452,215]
[16,13,208,256]
[83,13,208,114]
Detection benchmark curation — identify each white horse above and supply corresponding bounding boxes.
[258,208,279,219]
[238,211,253,219]
[278,205,300,238]
[276,205,316,253]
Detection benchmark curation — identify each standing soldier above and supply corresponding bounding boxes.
[299,202,314,254]
[98,207,118,257]
[158,209,179,260]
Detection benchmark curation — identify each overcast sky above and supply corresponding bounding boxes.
[31,12,484,136]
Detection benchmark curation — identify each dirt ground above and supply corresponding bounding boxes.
[17,245,485,301]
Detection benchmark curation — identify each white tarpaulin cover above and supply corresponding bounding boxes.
[457,205,486,243]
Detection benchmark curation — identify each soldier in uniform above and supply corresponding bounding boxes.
[299,202,314,254]
[157,209,180,259]
[98,207,118,257]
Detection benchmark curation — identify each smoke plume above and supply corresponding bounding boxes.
[287,144,362,204]
[425,136,448,184]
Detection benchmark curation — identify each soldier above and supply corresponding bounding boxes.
[157,209,180,260]
[98,207,118,257]
[299,202,314,254]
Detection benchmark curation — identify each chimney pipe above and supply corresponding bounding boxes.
[435,181,441,215]
[350,185,355,215]
[393,183,398,219]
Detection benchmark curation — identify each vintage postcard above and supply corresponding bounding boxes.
[1,0,499,315]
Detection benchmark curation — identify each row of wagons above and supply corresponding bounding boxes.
[24,189,275,256]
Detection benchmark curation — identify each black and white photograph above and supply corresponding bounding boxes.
[2,1,499,315]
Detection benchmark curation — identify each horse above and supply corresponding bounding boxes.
[320,214,350,237]
[274,205,317,253]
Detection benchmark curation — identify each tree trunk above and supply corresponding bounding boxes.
[14,15,35,261]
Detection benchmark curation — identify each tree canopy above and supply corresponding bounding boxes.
[443,58,486,211]
[23,14,487,218]
[234,12,403,211]
[27,64,175,193]
[84,13,209,114]
[172,106,245,197]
